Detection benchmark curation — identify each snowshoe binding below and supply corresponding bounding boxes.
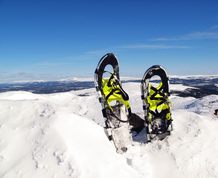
[141,65,173,142]
[94,53,132,153]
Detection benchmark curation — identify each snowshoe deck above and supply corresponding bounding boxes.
[141,65,173,142]
[94,53,133,153]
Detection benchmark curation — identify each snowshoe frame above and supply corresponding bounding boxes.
[141,65,173,141]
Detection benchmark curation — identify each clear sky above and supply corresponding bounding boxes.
[0,0,218,83]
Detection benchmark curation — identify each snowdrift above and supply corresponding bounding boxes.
[0,82,218,178]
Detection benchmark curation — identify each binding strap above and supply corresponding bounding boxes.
[102,72,131,122]
[147,82,172,122]
[105,72,129,100]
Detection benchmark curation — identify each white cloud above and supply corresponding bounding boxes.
[86,44,191,56]
[34,62,71,66]
[13,72,35,78]
[186,31,218,40]
[151,31,218,41]
[119,44,191,49]
[211,25,218,30]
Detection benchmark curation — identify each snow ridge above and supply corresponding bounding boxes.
[0,83,218,178]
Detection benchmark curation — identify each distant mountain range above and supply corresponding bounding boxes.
[0,76,217,98]
[169,76,218,98]
[0,81,94,94]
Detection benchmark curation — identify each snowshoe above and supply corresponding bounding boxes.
[94,53,133,153]
[141,65,173,141]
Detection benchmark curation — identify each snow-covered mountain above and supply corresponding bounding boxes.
[1,75,218,98]
[0,80,218,178]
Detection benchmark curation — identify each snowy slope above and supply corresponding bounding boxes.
[0,82,218,178]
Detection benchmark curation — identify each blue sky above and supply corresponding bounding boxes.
[0,0,218,83]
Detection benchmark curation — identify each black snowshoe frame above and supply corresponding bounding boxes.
[95,53,120,90]
[94,53,133,153]
[141,65,173,141]
[94,53,131,124]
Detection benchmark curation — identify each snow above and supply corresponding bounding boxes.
[12,80,45,84]
[170,74,218,79]
[0,82,218,178]
[58,77,94,82]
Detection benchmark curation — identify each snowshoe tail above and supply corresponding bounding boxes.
[141,65,173,141]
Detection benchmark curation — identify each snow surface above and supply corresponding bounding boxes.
[0,82,218,178]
